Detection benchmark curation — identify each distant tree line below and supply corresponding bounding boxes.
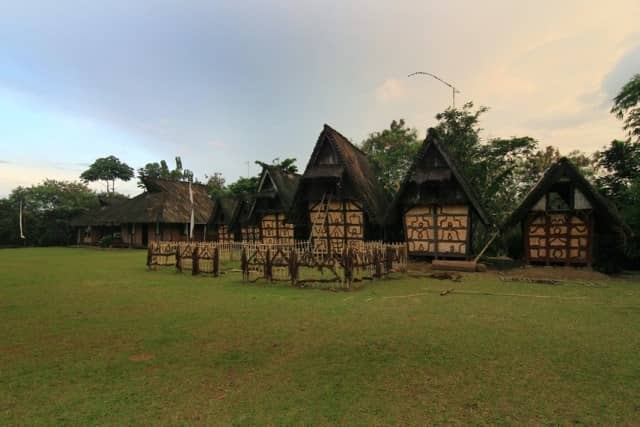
[0,74,638,254]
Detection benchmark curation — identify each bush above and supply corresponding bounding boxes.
[99,235,113,248]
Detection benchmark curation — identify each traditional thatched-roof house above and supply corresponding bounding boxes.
[209,197,239,243]
[386,128,491,258]
[234,195,261,243]
[290,124,388,253]
[71,179,215,247]
[243,163,301,245]
[70,196,129,245]
[503,157,631,267]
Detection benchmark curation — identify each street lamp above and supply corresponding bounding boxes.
[408,72,460,107]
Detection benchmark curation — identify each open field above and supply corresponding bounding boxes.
[1,248,640,425]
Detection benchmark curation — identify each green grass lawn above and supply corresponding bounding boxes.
[1,248,639,425]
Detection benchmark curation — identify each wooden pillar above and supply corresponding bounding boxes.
[146,246,152,269]
[241,247,248,281]
[192,246,199,276]
[433,205,439,260]
[544,214,550,266]
[466,209,473,260]
[213,246,219,277]
[565,214,571,266]
[289,249,298,286]
[176,247,182,272]
[523,219,530,264]
[265,248,272,282]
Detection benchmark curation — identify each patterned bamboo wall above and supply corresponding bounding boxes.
[241,226,261,244]
[404,205,469,256]
[526,213,591,264]
[309,200,364,254]
[216,225,234,243]
[261,213,294,245]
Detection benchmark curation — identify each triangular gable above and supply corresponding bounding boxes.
[250,163,301,219]
[386,128,491,226]
[257,168,277,193]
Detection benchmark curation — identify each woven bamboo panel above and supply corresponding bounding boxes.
[309,199,364,254]
[527,213,590,264]
[261,213,294,245]
[404,205,468,256]
[216,225,234,243]
[241,226,261,244]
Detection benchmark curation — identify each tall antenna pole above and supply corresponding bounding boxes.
[245,161,250,178]
[408,72,460,107]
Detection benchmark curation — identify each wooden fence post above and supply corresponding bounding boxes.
[344,247,352,288]
[374,249,381,279]
[146,246,152,269]
[213,246,219,277]
[241,247,247,281]
[176,247,182,273]
[289,249,298,286]
[385,246,392,275]
[265,248,272,283]
[192,246,199,276]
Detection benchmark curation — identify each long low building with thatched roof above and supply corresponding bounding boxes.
[71,178,215,247]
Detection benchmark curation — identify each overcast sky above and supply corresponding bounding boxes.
[1,0,639,197]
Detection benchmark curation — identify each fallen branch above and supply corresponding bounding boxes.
[382,289,587,300]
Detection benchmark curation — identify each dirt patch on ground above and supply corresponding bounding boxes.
[129,353,154,362]
[498,266,610,282]
[406,260,611,282]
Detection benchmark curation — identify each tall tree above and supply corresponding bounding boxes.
[360,119,421,193]
[595,139,640,200]
[137,156,194,188]
[205,172,226,198]
[611,73,640,143]
[226,176,259,196]
[80,156,134,194]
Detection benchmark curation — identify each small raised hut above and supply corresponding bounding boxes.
[209,197,238,243]
[234,195,261,244]
[386,128,490,258]
[503,157,631,267]
[290,124,388,253]
[71,179,214,247]
[244,163,300,245]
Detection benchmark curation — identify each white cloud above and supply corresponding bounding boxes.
[375,79,409,102]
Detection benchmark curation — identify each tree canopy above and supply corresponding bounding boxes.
[360,119,421,194]
[137,156,194,188]
[611,73,640,143]
[1,180,98,246]
[80,156,134,194]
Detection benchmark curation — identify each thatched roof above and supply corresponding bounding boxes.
[290,124,389,224]
[210,197,239,226]
[234,195,256,227]
[386,128,490,226]
[246,163,301,222]
[503,157,632,235]
[71,179,214,226]
[258,164,301,210]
